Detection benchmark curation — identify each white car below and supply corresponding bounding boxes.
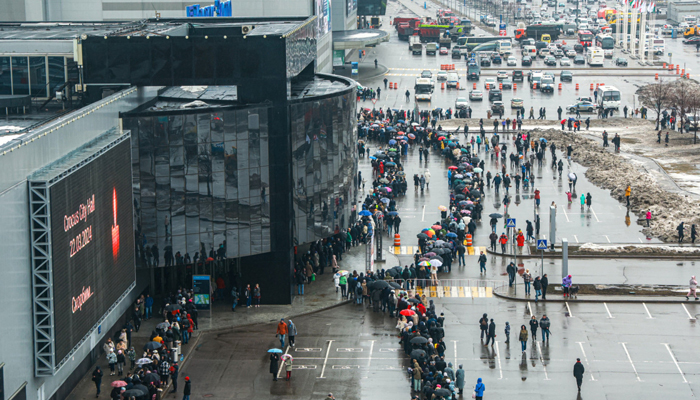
[437,71,448,80]
[566,49,577,57]
[455,97,469,109]
[559,57,571,66]
[484,78,497,89]
[469,89,484,100]
[496,70,509,80]
[506,56,517,66]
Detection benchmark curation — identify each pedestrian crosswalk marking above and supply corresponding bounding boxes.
[390,245,415,255]
[412,286,493,298]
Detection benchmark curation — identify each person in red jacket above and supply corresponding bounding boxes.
[499,233,508,253]
[516,230,525,254]
[534,189,541,207]
[276,319,288,348]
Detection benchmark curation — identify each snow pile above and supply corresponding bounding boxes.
[532,128,700,242]
[579,243,700,255]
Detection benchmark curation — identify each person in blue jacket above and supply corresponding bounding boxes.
[474,377,485,399]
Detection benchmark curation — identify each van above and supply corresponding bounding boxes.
[447,71,460,88]
[523,45,537,55]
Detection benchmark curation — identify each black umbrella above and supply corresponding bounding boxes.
[143,372,160,384]
[373,280,390,290]
[143,341,162,351]
[455,194,466,200]
[385,269,399,278]
[389,281,402,289]
[410,336,429,344]
[434,388,452,398]
[410,349,427,360]
[417,233,429,240]
[165,304,182,312]
[489,213,504,218]
[407,298,421,304]
[122,388,147,398]
[132,384,149,397]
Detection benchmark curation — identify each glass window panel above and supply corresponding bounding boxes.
[238,225,251,257]
[155,116,168,146]
[211,112,225,143]
[170,145,185,173]
[225,200,239,228]
[185,193,199,234]
[185,144,198,173]
[198,148,212,177]
[222,111,237,142]
[238,167,249,199]
[29,57,46,97]
[212,171,225,199]
[249,129,260,168]
[258,108,269,138]
[235,110,249,141]
[260,137,269,167]
[48,56,64,94]
[11,57,29,95]
[67,58,78,82]
[0,57,11,95]
[212,143,225,172]
[168,115,184,145]
[236,140,249,171]
[213,201,226,226]
[171,234,186,260]
[186,234,200,256]
[226,229,239,258]
[213,231,226,256]
[197,114,211,144]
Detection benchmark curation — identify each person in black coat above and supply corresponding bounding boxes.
[573,358,585,392]
[92,366,103,397]
[485,319,496,346]
[183,377,192,399]
[270,354,280,381]
[541,274,549,300]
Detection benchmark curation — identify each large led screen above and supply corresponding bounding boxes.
[50,139,135,362]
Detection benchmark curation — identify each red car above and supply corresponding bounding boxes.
[439,47,449,55]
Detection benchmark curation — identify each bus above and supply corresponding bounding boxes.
[596,85,621,110]
[578,30,594,46]
[496,40,513,55]
[586,47,604,66]
[595,33,614,57]
[414,78,434,101]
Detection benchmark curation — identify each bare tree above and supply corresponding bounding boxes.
[685,86,700,144]
[636,79,672,130]
[669,79,700,134]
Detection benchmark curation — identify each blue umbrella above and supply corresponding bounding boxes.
[398,119,405,124]
[386,126,396,132]
[268,348,283,353]
[369,156,377,160]
[396,135,408,140]
[388,139,397,145]
[446,232,458,238]
[359,210,372,216]
[385,161,397,167]
[380,198,391,204]
[387,211,399,216]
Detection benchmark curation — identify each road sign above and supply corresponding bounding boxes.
[537,239,548,250]
[506,218,516,228]
[372,99,377,104]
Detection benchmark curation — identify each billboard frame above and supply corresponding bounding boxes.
[29,133,135,377]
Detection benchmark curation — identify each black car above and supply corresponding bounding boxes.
[560,70,573,82]
[480,57,492,66]
[574,43,584,52]
[683,37,700,44]
[492,54,502,64]
[513,70,524,82]
[489,89,502,101]
[544,56,557,66]
[573,55,585,64]
[614,57,628,66]
[522,55,533,66]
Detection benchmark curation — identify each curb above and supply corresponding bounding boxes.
[493,290,699,304]
[485,247,700,260]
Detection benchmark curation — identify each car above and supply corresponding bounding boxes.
[484,78,497,89]
[452,48,463,59]
[421,70,432,79]
[567,100,596,112]
[440,47,449,55]
[544,55,557,66]
[614,57,628,66]
[501,78,513,89]
[522,55,533,66]
[573,55,585,64]
[513,70,524,82]
[469,89,484,100]
[455,97,469,109]
[560,70,573,82]
[683,37,700,45]
[491,53,502,64]
[521,38,536,47]
[574,43,584,52]
[559,57,571,66]
[511,97,524,108]
[507,56,517,66]
[491,100,505,113]
[489,89,503,101]
[497,70,509,80]
[437,70,448,80]
[565,48,577,58]
[480,57,492,66]
[539,48,551,58]
[553,49,565,58]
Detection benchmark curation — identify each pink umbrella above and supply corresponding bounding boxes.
[385,187,392,192]
[111,381,128,388]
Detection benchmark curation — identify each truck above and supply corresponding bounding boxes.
[684,26,700,38]
[411,40,423,55]
[416,24,467,45]
[395,17,422,40]
[409,35,422,51]
[514,24,563,41]
[426,43,439,55]
[467,61,481,80]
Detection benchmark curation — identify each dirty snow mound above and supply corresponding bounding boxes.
[579,243,700,255]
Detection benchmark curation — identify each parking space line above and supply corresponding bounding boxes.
[536,341,551,380]
[574,234,579,243]
[604,235,611,243]
[604,302,614,318]
[319,340,333,379]
[565,302,573,317]
[577,342,595,381]
[590,207,600,222]
[643,303,654,319]
[421,205,425,221]
[620,342,642,382]
[277,346,290,379]
[638,238,644,243]
[367,340,375,369]
[663,343,688,383]
[495,341,503,379]
[561,206,570,222]
[528,301,534,317]
[453,340,458,367]
[682,303,696,320]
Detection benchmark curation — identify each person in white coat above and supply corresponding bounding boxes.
[425,169,431,189]
[687,276,698,301]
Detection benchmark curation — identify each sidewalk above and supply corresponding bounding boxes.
[66,243,400,400]
[494,283,696,303]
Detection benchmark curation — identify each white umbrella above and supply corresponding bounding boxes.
[568,172,576,180]
[430,259,443,267]
[136,358,152,366]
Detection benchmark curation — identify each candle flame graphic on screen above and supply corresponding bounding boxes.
[112,187,120,261]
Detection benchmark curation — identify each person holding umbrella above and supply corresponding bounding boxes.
[269,351,280,381]
[283,354,294,381]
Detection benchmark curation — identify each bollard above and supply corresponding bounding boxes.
[456,82,460,89]
[389,82,393,89]
[473,82,477,89]
[533,82,537,89]
[499,83,503,89]
[687,73,691,79]
[655,73,659,80]
[590,83,594,90]
[486,83,490,90]
[441,82,445,89]
[663,62,666,68]
[575,83,579,90]
[677,68,680,75]
[514,82,517,90]
[452,64,455,70]
[394,234,401,247]
[466,234,473,247]
[558,83,562,90]
[682,69,685,76]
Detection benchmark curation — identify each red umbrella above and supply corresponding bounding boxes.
[431,225,442,231]
[111,381,128,388]
[400,309,416,316]
[448,166,458,170]
[438,136,446,140]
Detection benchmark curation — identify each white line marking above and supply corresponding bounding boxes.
[643,303,654,319]
[495,341,503,380]
[319,340,333,379]
[566,302,573,317]
[277,346,290,378]
[663,343,688,383]
[561,206,570,222]
[590,206,601,222]
[621,342,642,381]
[528,301,534,317]
[536,341,551,380]
[577,342,595,381]
[453,340,458,367]
[638,238,644,243]
[574,234,579,243]
[604,235,611,243]
[682,303,696,320]
[421,205,426,222]
[604,302,614,318]
[367,340,375,369]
